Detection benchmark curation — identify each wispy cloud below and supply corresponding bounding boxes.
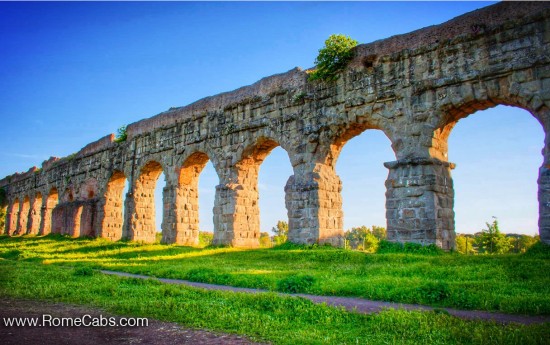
[2,153,48,160]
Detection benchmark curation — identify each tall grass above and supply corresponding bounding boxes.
[1,235,549,315]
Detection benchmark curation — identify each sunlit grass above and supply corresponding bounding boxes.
[0,259,548,345]
[1,235,549,315]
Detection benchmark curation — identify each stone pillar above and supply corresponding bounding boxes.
[40,193,58,235]
[285,166,344,246]
[5,201,18,235]
[71,205,84,238]
[121,191,134,241]
[160,183,180,244]
[99,172,126,241]
[51,205,63,234]
[538,164,550,244]
[17,198,30,235]
[212,179,260,248]
[129,162,163,243]
[28,195,42,235]
[164,181,200,246]
[384,158,455,250]
[79,202,96,237]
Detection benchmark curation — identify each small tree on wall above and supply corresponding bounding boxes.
[309,34,358,82]
[115,125,127,143]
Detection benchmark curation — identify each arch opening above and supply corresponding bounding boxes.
[28,192,42,235]
[257,146,293,247]
[171,152,216,246]
[230,138,292,247]
[43,188,59,235]
[197,160,217,246]
[332,127,395,250]
[18,196,30,235]
[444,104,544,245]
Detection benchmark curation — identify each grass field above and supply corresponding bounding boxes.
[0,235,549,316]
[1,259,550,344]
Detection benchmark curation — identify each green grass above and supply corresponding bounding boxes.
[0,259,548,345]
[0,235,549,315]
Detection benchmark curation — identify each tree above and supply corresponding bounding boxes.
[371,225,387,240]
[507,234,539,253]
[475,219,512,254]
[115,125,127,143]
[344,225,384,252]
[259,232,272,247]
[456,234,476,254]
[344,226,369,249]
[363,233,380,253]
[272,220,288,245]
[309,34,358,82]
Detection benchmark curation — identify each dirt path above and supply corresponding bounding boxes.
[101,270,550,325]
[0,299,265,345]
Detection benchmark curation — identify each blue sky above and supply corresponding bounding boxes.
[0,1,543,236]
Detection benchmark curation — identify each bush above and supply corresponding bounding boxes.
[377,240,443,254]
[199,232,214,247]
[115,125,127,143]
[73,266,95,277]
[417,281,451,303]
[523,241,550,257]
[1,249,21,260]
[276,274,316,293]
[309,34,358,82]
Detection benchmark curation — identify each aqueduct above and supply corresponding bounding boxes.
[2,2,550,249]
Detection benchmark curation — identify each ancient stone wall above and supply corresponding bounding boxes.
[1,2,550,249]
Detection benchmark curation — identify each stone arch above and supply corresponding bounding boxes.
[163,151,212,245]
[331,123,397,233]
[432,98,549,245]
[302,123,396,245]
[324,123,395,168]
[28,192,42,235]
[214,137,292,247]
[432,100,547,162]
[42,187,59,235]
[130,160,165,243]
[17,196,31,235]
[100,170,127,241]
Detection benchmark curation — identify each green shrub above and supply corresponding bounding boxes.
[1,249,21,260]
[309,34,358,82]
[115,125,127,143]
[276,274,316,293]
[417,281,451,303]
[377,240,443,254]
[199,231,214,247]
[73,266,95,277]
[523,241,550,257]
